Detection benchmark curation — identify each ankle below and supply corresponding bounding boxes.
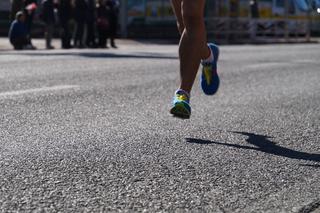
[201,45,213,64]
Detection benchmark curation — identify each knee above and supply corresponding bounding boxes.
[182,6,203,29]
[182,12,202,29]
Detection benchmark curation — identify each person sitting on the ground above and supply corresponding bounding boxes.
[8,11,33,50]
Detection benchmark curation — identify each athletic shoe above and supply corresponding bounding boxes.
[170,90,191,119]
[200,43,220,95]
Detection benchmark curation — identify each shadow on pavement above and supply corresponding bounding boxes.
[299,164,320,168]
[0,51,178,60]
[186,131,320,163]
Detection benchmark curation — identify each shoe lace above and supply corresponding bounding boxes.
[203,64,212,85]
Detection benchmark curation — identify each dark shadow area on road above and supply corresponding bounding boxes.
[0,52,178,60]
[185,138,219,145]
[186,131,320,163]
[299,164,320,168]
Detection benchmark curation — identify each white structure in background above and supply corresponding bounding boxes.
[204,0,319,43]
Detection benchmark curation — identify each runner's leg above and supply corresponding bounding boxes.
[175,0,210,94]
[170,0,211,118]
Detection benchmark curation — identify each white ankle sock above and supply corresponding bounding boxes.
[201,45,214,64]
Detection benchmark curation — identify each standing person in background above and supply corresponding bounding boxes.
[23,0,37,49]
[10,0,24,21]
[96,0,110,48]
[85,0,97,48]
[58,0,72,49]
[23,0,37,34]
[106,0,119,48]
[40,0,56,49]
[74,0,87,48]
[250,0,259,18]
[249,0,259,40]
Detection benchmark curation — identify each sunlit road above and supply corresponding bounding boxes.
[0,42,319,212]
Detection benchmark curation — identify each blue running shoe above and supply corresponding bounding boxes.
[200,43,220,95]
[170,90,191,119]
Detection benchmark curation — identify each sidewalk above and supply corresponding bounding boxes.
[0,37,166,51]
[1,36,318,51]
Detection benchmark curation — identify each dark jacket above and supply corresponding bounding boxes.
[24,0,37,6]
[58,0,72,23]
[74,0,87,22]
[106,0,119,23]
[41,0,55,24]
[97,4,111,30]
[8,20,28,42]
[105,0,119,35]
[86,0,96,23]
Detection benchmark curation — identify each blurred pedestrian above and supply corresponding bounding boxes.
[250,0,260,18]
[74,0,87,48]
[85,0,97,48]
[23,0,37,34]
[249,0,259,40]
[8,11,33,50]
[58,0,72,49]
[40,0,56,49]
[106,0,119,48]
[97,0,110,48]
[23,0,37,49]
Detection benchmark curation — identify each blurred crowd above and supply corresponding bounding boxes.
[8,0,120,50]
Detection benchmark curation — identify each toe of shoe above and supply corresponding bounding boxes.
[201,74,220,95]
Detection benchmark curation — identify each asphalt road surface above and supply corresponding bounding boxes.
[0,42,319,212]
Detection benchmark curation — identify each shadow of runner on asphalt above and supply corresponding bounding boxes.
[186,131,320,163]
[0,52,178,60]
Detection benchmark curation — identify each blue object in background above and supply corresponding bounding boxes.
[294,0,310,11]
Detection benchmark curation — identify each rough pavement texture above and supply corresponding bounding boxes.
[0,43,319,212]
